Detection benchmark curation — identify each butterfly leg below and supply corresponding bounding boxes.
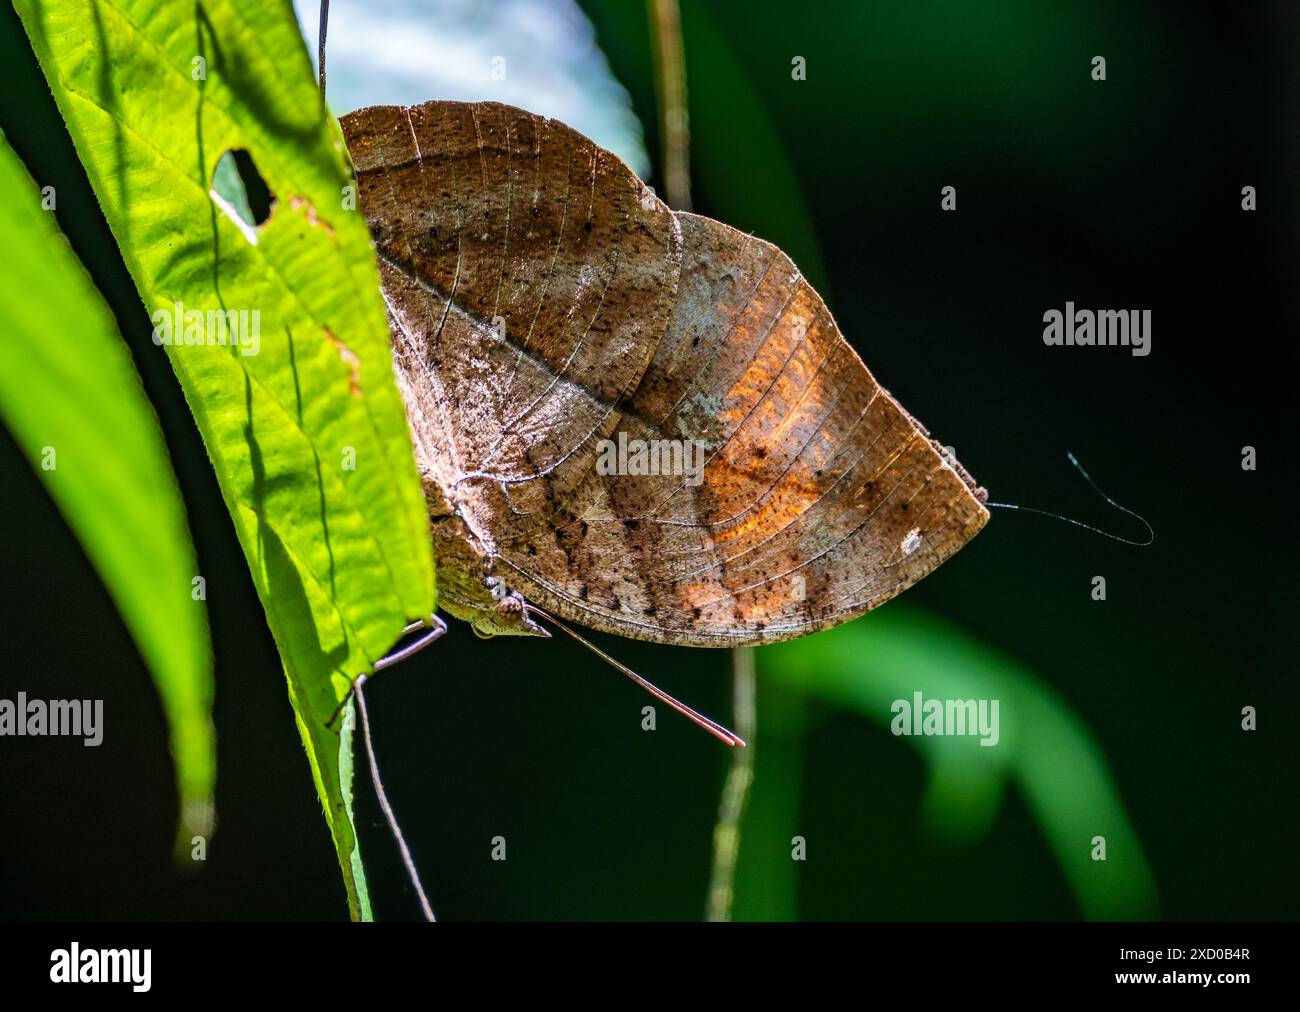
[334,614,444,921]
[326,614,448,729]
[374,614,448,672]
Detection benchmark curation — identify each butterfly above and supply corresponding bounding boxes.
[339,100,988,740]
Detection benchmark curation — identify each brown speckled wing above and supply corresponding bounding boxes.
[342,100,988,647]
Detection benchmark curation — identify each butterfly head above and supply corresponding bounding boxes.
[470,575,551,640]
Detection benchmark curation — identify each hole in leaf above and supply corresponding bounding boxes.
[210,149,274,244]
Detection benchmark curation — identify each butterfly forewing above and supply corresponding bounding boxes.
[342,100,988,647]
[345,101,680,497]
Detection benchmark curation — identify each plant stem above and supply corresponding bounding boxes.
[647,0,692,211]
[646,0,753,924]
[706,646,756,921]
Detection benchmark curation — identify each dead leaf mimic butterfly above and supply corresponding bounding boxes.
[340,100,990,744]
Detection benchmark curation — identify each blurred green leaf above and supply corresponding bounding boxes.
[14,0,435,919]
[0,129,214,847]
[210,150,258,230]
[758,604,1159,920]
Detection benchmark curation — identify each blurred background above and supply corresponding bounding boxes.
[0,0,1296,920]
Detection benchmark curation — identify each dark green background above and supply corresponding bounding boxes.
[0,0,1295,920]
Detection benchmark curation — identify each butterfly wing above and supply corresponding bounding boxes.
[343,101,988,647]
[492,211,989,645]
[342,101,681,506]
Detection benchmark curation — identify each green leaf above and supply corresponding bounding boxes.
[758,604,1159,920]
[14,0,436,918]
[0,130,214,844]
[335,699,373,921]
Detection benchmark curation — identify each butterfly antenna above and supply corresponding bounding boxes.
[352,673,435,922]
[524,605,747,747]
[986,451,1154,546]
